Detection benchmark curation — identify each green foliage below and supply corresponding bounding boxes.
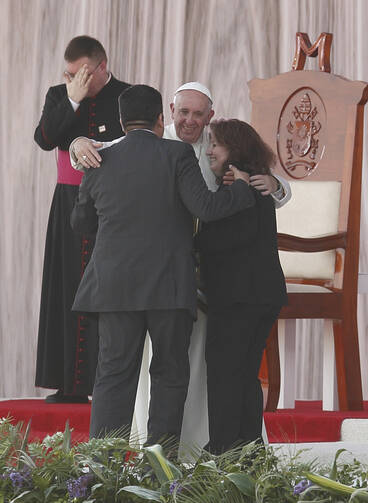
[0,417,368,502]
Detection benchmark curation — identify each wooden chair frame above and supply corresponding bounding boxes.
[250,33,368,412]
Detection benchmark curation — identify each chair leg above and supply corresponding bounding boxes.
[262,417,269,445]
[322,319,339,410]
[264,322,281,411]
[333,316,363,411]
[258,349,269,410]
[278,319,296,409]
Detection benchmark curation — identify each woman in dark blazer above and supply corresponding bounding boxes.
[195,119,287,454]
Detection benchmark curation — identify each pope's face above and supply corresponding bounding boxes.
[64,56,108,97]
[170,90,214,144]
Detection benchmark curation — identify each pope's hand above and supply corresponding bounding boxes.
[230,165,250,184]
[250,174,278,195]
[65,64,92,104]
[74,138,102,168]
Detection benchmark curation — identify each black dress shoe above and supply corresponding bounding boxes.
[45,390,89,404]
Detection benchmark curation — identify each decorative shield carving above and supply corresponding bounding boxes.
[277,87,326,178]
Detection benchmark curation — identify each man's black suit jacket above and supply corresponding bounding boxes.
[195,186,288,308]
[71,130,255,318]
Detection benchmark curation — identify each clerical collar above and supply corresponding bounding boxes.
[105,72,112,85]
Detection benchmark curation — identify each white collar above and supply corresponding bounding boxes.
[105,72,112,85]
[128,128,156,134]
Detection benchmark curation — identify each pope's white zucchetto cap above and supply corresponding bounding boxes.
[174,81,213,103]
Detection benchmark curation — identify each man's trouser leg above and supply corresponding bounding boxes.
[90,311,146,438]
[147,309,193,444]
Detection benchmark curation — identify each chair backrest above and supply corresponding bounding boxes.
[248,33,368,291]
[276,180,340,280]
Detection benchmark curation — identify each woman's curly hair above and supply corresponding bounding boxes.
[209,119,276,175]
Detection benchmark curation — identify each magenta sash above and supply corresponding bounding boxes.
[57,149,83,186]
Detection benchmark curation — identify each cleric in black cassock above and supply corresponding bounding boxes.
[34,36,130,402]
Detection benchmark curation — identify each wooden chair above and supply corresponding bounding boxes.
[251,33,368,412]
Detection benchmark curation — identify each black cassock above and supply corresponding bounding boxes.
[34,75,130,395]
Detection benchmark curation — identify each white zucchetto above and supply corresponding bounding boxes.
[174,82,213,103]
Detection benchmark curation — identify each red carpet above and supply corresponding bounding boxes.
[1,400,368,444]
[0,400,91,443]
[264,401,368,443]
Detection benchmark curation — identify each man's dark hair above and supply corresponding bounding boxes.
[118,85,163,128]
[210,119,276,175]
[64,36,107,62]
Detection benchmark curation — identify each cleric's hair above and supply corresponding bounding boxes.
[64,36,107,62]
[209,119,276,175]
[118,85,163,128]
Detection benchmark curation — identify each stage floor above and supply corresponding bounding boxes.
[1,399,368,444]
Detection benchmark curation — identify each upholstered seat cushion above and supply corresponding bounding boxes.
[276,181,341,280]
[286,283,332,293]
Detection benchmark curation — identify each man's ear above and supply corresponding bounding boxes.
[206,109,215,125]
[100,59,107,71]
[169,102,175,119]
[154,113,165,137]
[157,112,164,128]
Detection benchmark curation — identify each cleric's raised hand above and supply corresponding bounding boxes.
[74,138,102,168]
[64,64,92,104]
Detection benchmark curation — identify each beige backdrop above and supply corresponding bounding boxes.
[0,0,367,399]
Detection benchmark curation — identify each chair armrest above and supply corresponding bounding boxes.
[277,232,347,252]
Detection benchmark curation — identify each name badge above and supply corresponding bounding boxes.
[98,125,106,133]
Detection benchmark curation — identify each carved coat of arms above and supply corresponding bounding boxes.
[277,89,325,179]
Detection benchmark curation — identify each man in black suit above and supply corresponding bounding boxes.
[71,85,253,442]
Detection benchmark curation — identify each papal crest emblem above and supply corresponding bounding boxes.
[277,88,326,179]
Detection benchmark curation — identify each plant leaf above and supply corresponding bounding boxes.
[349,488,368,501]
[193,460,218,475]
[44,484,57,499]
[306,472,355,496]
[298,499,330,503]
[17,451,36,470]
[329,448,347,480]
[225,472,256,497]
[144,444,182,483]
[62,420,71,452]
[17,420,32,470]
[9,491,32,503]
[120,485,162,501]
[90,483,104,494]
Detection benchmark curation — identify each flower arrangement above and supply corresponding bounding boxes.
[0,416,367,502]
